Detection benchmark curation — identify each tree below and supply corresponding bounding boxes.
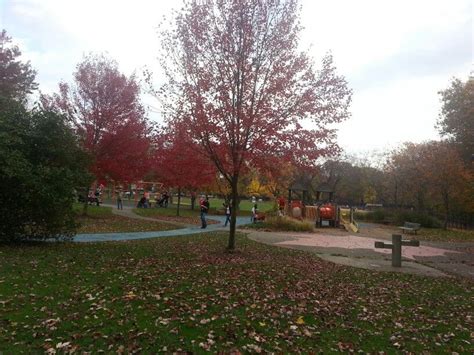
[247,174,266,198]
[317,160,360,205]
[417,141,472,229]
[0,29,38,102]
[312,160,384,206]
[438,77,474,163]
[0,98,91,242]
[386,143,433,210]
[154,125,216,216]
[158,0,352,250]
[42,54,151,184]
[261,161,296,199]
[384,141,472,227]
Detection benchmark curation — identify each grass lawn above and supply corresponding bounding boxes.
[73,203,112,218]
[415,228,474,242]
[203,197,274,212]
[132,199,270,222]
[140,196,274,212]
[73,204,179,234]
[132,207,216,225]
[115,196,275,213]
[0,233,472,353]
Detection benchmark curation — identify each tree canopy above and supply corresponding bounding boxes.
[153,124,216,215]
[385,141,472,227]
[43,54,151,183]
[158,0,352,249]
[438,76,474,163]
[0,29,38,103]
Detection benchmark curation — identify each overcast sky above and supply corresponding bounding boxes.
[1,0,472,155]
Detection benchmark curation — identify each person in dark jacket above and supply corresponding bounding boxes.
[200,196,210,228]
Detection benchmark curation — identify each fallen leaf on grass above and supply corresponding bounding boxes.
[123,291,137,301]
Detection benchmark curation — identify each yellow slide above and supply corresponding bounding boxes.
[340,208,359,233]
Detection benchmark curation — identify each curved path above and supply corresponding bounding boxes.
[75,205,250,242]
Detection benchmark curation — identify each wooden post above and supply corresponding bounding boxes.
[392,234,402,267]
[374,234,420,268]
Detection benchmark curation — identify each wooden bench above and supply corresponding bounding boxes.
[399,222,421,235]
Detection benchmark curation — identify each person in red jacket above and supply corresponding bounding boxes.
[277,196,286,216]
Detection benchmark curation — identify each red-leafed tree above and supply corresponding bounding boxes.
[157,0,352,249]
[154,124,216,216]
[42,54,151,183]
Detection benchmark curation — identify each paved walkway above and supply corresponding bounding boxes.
[75,205,250,242]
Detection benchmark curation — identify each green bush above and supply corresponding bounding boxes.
[354,210,388,222]
[0,99,91,242]
[367,209,387,222]
[354,209,442,228]
[394,211,442,228]
[247,216,314,232]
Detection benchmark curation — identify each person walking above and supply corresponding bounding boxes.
[200,196,210,228]
[117,190,123,210]
[223,202,231,227]
[251,203,258,223]
[163,191,169,208]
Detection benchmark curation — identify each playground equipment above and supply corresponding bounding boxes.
[314,183,341,228]
[287,179,311,219]
[340,207,359,233]
[316,202,341,227]
[285,180,358,230]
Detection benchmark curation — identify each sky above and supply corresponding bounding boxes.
[1,0,472,156]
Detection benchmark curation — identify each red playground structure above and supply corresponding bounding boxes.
[315,183,340,228]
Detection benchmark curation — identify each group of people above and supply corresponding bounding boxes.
[115,191,287,228]
[155,191,170,208]
[82,188,101,206]
[115,190,171,209]
[134,191,170,209]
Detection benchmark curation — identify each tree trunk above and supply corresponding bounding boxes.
[393,180,398,207]
[228,176,239,251]
[191,193,196,210]
[177,187,181,217]
[82,186,89,216]
[443,191,449,230]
